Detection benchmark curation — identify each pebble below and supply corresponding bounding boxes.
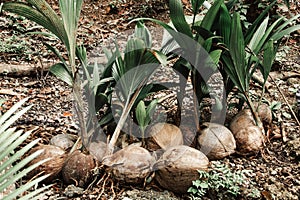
[270,170,277,175]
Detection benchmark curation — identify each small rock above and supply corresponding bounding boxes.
[270,170,277,175]
[63,185,84,198]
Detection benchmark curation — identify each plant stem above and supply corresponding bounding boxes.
[244,92,264,132]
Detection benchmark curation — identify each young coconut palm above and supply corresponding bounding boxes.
[218,0,300,129]
[2,1,167,155]
[1,0,88,142]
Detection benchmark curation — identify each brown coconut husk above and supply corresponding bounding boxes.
[230,109,264,154]
[87,140,107,162]
[180,124,198,148]
[102,144,155,185]
[50,134,76,151]
[26,145,66,183]
[233,126,264,154]
[256,103,272,128]
[197,123,236,160]
[62,150,97,187]
[154,145,209,194]
[145,123,183,152]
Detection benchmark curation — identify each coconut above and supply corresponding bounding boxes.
[146,123,183,152]
[50,134,76,151]
[230,109,264,154]
[154,145,209,194]
[233,126,264,154]
[256,103,272,127]
[26,145,66,183]
[102,144,155,185]
[197,123,236,160]
[62,150,96,187]
[180,124,198,148]
[87,140,107,161]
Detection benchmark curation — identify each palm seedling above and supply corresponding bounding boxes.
[134,0,226,130]
[216,0,300,128]
[2,0,168,155]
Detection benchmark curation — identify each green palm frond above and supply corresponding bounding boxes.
[0,99,51,199]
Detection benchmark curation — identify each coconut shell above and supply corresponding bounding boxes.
[197,123,236,160]
[62,150,96,187]
[26,145,66,183]
[146,123,183,152]
[102,144,155,185]
[154,145,209,194]
[230,109,264,154]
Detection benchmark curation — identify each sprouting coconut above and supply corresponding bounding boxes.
[102,144,155,185]
[26,144,66,183]
[62,150,97,187]
[197,123,236,160]
[230,108,265,154]
[145,123,183,152]
[154,145,209,194]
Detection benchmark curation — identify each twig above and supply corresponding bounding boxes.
[281,71,300,81]
[269,74,300,127]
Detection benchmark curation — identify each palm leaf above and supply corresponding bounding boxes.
[248,15,269,53]
[218,3,231,45]
[134,21,152,48]
[49,63,73,86]
[190,0,205,15]
[251,17,283,54]
[229,13,247,92]
[245,0,277,44]
[200,0,223,31]
[2,2,65,42]
[0,99,50,199]
[169,0,193,38]
[271,25,300,41]
[261,40,275,82]
[59,0,83,70]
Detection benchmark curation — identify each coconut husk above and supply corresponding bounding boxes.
[62,150,97,187]
[180,124,198,148]
[154,145,209,194]
[146,123,183,152]
[197,123,236,160]
[256,103,272,127]
[233,126,264,154]
[50,134,76,151]
[102,144,155,185]
[230,109,256,134]
[87,141,107,162]
[230,109,264,154]
[26,145,66,183]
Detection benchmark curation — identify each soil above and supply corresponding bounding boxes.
[0,0,299,199]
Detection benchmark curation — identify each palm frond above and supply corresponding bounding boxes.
[0,99,50,199]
